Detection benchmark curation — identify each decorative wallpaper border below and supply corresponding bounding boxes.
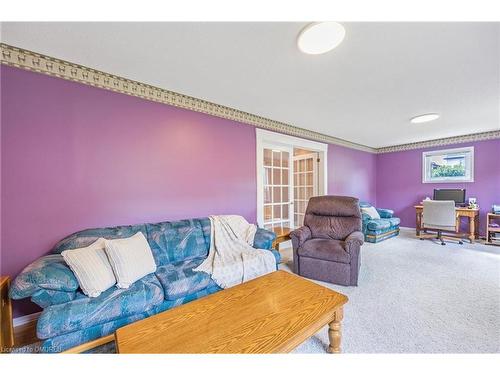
[1,43,499,154]
[376,130,500,153]
[0,43,373,153]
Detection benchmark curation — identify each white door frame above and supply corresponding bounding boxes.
[256,128,328,228]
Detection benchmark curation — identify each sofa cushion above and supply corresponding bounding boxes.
[62,238,117,297]
[155,258,212,300]
[51,225,148,254]
[366,218,400,231]
[387,217,401,227]
[37,273,164,339]
[298,238,350,264]
[105,232,157,289]
[145,219,210,266]
[361,206,380,219]
[366,219,391,231]
[10,255,79,300]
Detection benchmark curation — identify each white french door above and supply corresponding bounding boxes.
[293,153,319,227]
[256,129,328,231]
[261,145,294,231]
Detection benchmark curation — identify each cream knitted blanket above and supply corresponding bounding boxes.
[194,215,276,289]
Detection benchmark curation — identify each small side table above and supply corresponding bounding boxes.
[272,227,292,251]
[486,213,500,246]
[1,276,15,352]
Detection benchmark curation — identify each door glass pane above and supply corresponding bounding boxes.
[273,187,281,202]
[264,186,271,204]
[282,204,289,220]
[264,205,272,220]
[273,168,281,185]
[306,172,313,185]
[273,205,281,220]
[272,151,281,167]
[264,149,272,167]
[282,152,289,168]
[282,187,289,202]
[282,169,289,185]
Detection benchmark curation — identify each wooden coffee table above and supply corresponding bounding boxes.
[115,270,348,354]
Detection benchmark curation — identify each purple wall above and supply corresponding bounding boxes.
[1,66,259,316]
[328,144,377,205]
[377,139,500,233]
[1,66,377,317]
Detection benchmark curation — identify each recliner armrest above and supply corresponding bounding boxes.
[376,208,394,218]
[290,226,312,249]
[345,231,364,253]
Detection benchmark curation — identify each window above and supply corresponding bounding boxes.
[422,146,474,183]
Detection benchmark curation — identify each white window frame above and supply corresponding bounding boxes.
[256,129,328,228]
[422,146,474,183]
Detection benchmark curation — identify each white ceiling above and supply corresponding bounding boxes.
[1,22,499,148]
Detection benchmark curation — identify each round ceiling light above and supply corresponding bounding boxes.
[297,22,346,55]
[410,113,440,124]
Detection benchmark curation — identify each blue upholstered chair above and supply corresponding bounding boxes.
[359,202,400,243]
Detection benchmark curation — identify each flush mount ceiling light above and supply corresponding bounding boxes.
[410,113,440,124]
[297,22,346,55]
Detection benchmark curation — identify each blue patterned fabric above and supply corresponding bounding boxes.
[145,219,210,266]
[360,202,400,243]
[31,289,79,309]
[155,258,211,300]
[51,225,148,254]
[10,216,278,351]
[269,249,281,266]
[253,227,276,250]
[40,284,222,353]
[376,208,394,219]
[9,255,79,300]
[37,273,164,339]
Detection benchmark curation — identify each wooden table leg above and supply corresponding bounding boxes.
[327,307,343,353]
[469,216,475,243]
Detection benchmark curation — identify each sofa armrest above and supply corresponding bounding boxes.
[10,255,79,304]
[253,227,276,250]
[345,231,364,253]
[376,208,394,218]
[361,213,372,222]
[290,226,312,249]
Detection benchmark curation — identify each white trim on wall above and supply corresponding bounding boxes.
[256,129,328,228]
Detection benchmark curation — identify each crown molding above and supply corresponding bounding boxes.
[2,43,498,155]
[376,130,500,153]
[0,43,375,153]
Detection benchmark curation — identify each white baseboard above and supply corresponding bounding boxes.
[399,226,416,231]
[13,311,41,327]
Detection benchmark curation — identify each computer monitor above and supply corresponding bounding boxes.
[433,189,466,205]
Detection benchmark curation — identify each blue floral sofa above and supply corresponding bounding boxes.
[359,202,400,243]
[9,217,278,353]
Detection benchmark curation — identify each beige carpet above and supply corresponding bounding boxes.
[281,229,500,353]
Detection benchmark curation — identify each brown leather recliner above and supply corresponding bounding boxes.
[290,196,364,286]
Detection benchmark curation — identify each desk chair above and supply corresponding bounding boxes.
[420,200,465,245]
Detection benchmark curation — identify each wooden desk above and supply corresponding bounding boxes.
[1,276,15,352]
[115,271,348,354]
[414,205,480,243]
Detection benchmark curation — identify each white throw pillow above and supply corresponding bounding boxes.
[361,206,381,220]
[62,238,116,298]
[104,232,157,288]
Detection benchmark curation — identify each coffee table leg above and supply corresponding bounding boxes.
[327,307,343,353]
